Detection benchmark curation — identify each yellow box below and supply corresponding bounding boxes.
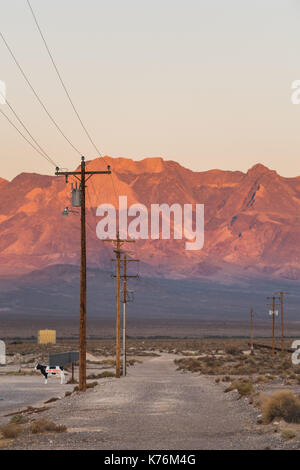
[38,330,56,345]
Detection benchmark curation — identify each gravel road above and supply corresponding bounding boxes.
[6,353,288,450]
[0,376,74,422]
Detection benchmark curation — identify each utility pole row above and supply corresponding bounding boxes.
[249,291,289,359]
[120,255,139,377]
[104,233,136,378]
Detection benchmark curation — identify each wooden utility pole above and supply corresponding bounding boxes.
[79,157,87,392]
[267,296,280,358]
[104,234,135,378]
[55,157,111,391]
[250,308,254,355]
[274,291,288,358]
[121,255,139,376]
[123,255,127,377]
[115,235,121,379]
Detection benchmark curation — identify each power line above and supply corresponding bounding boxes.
[26,0,120,205]
[0,89,58,168]
[104,233,135,378]
[26,0,102,158]
[0,30,82,157]
[0,107,56,166]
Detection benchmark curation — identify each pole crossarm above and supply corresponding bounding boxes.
[120,259,140,263]
[55,166,111,184]
[111,275,139,279]
[111,258,139,262]
[55,169,111,176]
[103,239,135,244]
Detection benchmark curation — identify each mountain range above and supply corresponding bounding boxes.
[0,156,300,282]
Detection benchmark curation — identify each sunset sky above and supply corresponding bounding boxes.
[1,0,300,180]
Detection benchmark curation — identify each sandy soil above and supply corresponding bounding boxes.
[0,375,74,421]
[1,353,296,450]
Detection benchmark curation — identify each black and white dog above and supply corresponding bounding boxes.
[35,363,65,384]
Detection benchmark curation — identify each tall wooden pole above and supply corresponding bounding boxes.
[55,159,111,392]
[79,156,87,391]
[116,234,121,378]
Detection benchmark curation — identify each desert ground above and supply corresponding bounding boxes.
[1,338,300,450]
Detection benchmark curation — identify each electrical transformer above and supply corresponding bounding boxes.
[72,183,81,207]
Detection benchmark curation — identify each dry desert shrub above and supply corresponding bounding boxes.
[225,380,253,397]
[251,391,268,409]
[236,381,254,396]
[281,429,296,440]
[175,357,202,373]
[255,375,269,384]
[99,371,115,378]
[30,418,67,434]
[225,344,240,355]
[87,373,101,379]
[222,376,231,382]
[67,378,78,384]
[262,391,300,424]
[73,380,98,392]
[1,423,23,439]
[86,381,98,389]
[9,414,28,425]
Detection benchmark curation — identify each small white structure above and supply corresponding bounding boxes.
[292,340,300,365]
[0,340,6,365]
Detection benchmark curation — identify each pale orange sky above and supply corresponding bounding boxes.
[1,0,300,180]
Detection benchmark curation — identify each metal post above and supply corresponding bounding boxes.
[123,256,127,377]
[267,296,281,359]
[123,302,127,377]
[274,291,288,358]
[280,293,284,356]
[272,296,275,358]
